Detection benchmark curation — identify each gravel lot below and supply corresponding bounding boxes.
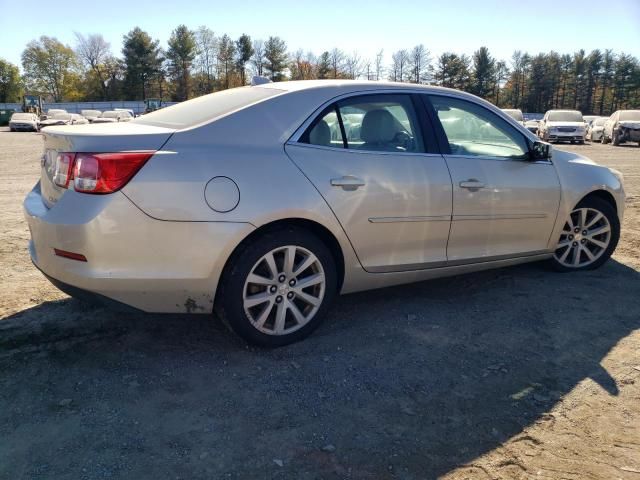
[0,128,639,480]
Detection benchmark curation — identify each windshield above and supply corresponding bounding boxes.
[11,113,34,121]
[48,109,67,116]
[503,109,524,121]
[132,86,283,129]
[81,110,100,116]
[102,111,119,118]
[548,111,583,122]
[594,118,606,126]
[619,111,640,121]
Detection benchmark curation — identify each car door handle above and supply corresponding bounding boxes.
[459,180,485,190]
[331,176,365,189]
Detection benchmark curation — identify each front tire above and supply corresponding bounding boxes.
[550,197,619,272]
[216,227,337,347]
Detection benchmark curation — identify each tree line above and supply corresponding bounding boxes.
[0,25,638,115]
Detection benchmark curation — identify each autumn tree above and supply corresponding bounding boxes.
[22,36,79,101]
[74,33,113,100]
[0,59,22,102]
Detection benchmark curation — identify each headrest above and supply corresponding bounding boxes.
[360,109,397,143]
[309,120,331,146]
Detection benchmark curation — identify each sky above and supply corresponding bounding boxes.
[1,0,639,69]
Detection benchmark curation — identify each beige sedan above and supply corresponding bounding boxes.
[24,81,625,346]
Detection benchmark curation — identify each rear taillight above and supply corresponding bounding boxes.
[53,151,154,194]
[53,153,75,188]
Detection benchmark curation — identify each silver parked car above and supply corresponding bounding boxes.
[24,81,625,346]
[602,110,640,146]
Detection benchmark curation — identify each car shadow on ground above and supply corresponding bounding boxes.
[1,259,639,479]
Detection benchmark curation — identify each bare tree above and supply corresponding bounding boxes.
[390,49,409,82]
[329,48,345,78]
[251,39,265,77]
[375,49,384,81]
[194,26,217,94]
[344,51,362,79]
[74,32,112,99]
[408,44,431,84]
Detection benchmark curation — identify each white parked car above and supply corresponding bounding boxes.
[583,115,599,127]
[80,110,102,123]
[602,110,640,146]
[40,113,89,128]
[501,108,525,126]
[524,119,541,135]
[92,111,133,123]
[538,110,586,144]
[44,109,68,120]
[114,108,136,118]
[586,117,607,143]
[8,112,39,132]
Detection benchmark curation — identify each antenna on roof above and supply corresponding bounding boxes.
[251,76,272,86]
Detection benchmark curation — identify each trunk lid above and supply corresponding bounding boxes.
[40,122,174,208]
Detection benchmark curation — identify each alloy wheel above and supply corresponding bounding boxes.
[554,207,612,268]
[242,245,325,335]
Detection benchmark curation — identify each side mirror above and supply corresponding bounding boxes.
[530,140,551,161]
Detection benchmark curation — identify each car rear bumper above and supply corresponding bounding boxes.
[24,183,254,313]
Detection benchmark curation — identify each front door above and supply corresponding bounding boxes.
[286,94,452,272]
[426,95,561,263]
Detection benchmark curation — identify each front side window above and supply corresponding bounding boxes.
[429,96,528,159]
[301,94,425,153]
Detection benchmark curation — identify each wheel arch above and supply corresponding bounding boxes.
[217,217,346,297]
[576,189,618,215]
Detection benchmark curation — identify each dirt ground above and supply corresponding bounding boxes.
[0,128,638,480]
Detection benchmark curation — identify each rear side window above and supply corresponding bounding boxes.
[301,107,345,148]
[301,94,425,153]
[132,86,283,129]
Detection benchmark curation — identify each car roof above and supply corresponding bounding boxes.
[260,79,470,97]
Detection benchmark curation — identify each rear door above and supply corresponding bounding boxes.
[285,93,452,272]
[425,94,561,263]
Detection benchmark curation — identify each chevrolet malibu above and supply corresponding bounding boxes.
[24,81,625,346]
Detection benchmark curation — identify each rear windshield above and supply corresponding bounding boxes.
[11,113,34,120]
[594,118,606,126]
[548,111,583,122]
[619,111,640,121]
[132,86,283,129]
[503,109,523,121]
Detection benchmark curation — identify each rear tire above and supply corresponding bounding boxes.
[549,196,619,272]
[216,227,338,347]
